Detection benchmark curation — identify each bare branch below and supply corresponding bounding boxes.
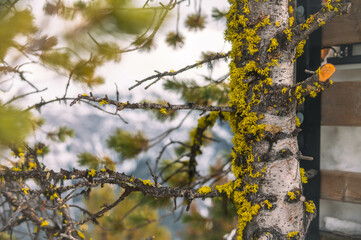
[63,55,93,98]
[88,1,177,54]
[76,188,132,225]
[146,161,159,185]
[26,96,128,123]
[4,87,48,106]
[148,111,192,147]
[128,52,229,90]
[26,97,75,111]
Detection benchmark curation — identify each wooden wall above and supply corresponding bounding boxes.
[322,0,361,47]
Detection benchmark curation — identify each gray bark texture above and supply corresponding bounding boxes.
[223,0,351,239]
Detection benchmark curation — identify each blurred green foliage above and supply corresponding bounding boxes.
[81,0,153,35]
[165,32,185,49]
[0,9,36,59]
[182,198,236,240]
[211,8,227,21]
[0,106,32,146]
[46,126,75,142]
[163,79,229,105]
[160,160,189,187]
[185,14,207,31]
[106,129,148,160]
[83,186,171,240]
[0,232,16,240]
[78,152,115,170]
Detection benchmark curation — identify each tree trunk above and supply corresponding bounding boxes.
[222,0,351,239]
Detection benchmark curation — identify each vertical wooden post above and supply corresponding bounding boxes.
[297,0,322,239]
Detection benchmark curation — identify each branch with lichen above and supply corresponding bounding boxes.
[128,51,230,90]
[0,165,222,237]
[252,63,335,117]
[70,94,236,113]
[0,168,221,200]
[290,0,351,48]
[188,112,222,183]
[282,63,335,104]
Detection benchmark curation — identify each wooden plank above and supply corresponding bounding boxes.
[320,170,361,204]
[322,0,361,47]
[320,231,361,240]
[321,82,361,126]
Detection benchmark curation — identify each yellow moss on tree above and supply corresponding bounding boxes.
[305,200,316,213]
[300,168,308,183]
[287,231,299,239]
[198,186,212,195]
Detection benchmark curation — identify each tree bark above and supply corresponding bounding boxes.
[223,0,351,239]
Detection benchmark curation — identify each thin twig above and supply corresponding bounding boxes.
[129,52,229,90]
[4,88,48,106]
[146,161,158,185]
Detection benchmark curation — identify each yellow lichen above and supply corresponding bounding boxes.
[263,200,272,209]
[289,6,294,14]
[37,148,43,155]
[28,162,37,170]
[142,179,153,186]
[300,168,308,183]
[324,0,334,11]
[198,186,212,195]
[284,28,292,41]
[267,38,279,53]
[287,231,299,239]
[295,85,307,105]
[289,17,295,27]
[77,231,85,239]
[99,100,108,106]
[300,14,315,31]
[160,108,167,115]
[295,40,307,59]
[318,20,326,26]
[40,219,49,227]
[22,187,29,195]
[309,91,317,98]
[88,169,96,177]
[224,1,279,238]
[295,116,301,127]
[50,193,59,200]
[287,191,296,200]
[305,200,316,213]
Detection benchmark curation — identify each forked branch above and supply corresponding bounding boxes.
[290,0,351,49]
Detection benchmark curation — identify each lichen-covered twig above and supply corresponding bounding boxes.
[0,168,221,200]
[70,95,236,113]
[0,164,221,237]
[290,0,351,48]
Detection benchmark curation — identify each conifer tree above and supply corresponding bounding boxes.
[0,0,351,239]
